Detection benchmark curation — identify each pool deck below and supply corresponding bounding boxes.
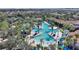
[31,21,63,45]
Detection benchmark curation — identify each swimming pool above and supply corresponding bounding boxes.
[32,21,65,44]
[34,32,54,44]
[32,21,62,45]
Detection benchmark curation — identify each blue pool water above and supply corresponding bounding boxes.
[34,32,54,44]
[32,21,61,44]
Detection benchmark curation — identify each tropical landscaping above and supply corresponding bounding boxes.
[0,9,79,50]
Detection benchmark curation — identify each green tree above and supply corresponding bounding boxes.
[0,20,9,31]
[0,20,9,40]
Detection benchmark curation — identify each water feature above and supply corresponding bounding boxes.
[31,21,63,45]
